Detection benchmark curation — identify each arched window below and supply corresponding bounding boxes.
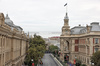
[64,41,69,51]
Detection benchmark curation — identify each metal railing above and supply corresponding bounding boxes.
[53,54,67,66]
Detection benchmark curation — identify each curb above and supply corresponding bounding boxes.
[50,54,63,66]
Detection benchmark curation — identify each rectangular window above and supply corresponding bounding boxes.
[75,40,79,44]
[95,38,98,44]
[75,46,78,52]
[95,48,98,52]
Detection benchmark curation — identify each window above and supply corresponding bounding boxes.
[95,38,98,44]
[95,48,98,52]
[75,46,78,52]
[75,39,79,44]
[87,38,89,44]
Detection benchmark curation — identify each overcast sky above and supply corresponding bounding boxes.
[0,0,100,33]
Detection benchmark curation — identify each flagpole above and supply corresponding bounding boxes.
[66,4,67,13]
[64,3,67,13]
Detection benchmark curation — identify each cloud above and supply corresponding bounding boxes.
[0,0,100,33]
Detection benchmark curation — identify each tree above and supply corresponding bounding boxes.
[48,45,59,57]
[91,51,100,66]
[49,45,59,52]
[97,60,100,66]
[24,34,46,66]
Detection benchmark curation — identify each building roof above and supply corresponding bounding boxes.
[71,26,86,34]
[90,22,100,31]
[5,14,23,31]
[71,22,100,35]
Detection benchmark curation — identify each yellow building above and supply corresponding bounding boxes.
[0,13,29,66]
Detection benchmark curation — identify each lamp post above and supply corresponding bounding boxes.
[90,62,94,66]
[91,62,94,66]
[31,59,33,62]
[75,57,77,59]
[31,59,34,66]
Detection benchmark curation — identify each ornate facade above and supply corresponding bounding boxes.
[0,13,29,66]
[60,11,100,66]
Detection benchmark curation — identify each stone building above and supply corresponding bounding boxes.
[0,13,29,66]
[60,11,100,66]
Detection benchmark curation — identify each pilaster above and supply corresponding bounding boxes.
[89,38,93,55]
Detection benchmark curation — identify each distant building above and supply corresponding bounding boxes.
[44,36,60,50]
[0,13,29,66]
[49,36,60,48]
[60,10,100,66]
[29,31,61,38]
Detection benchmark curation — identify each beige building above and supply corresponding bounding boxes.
[60,11,100,66]
[0,13,29,66]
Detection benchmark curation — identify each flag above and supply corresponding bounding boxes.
[64,3,67,6]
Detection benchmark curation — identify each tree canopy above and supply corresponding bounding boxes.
[91,51,100,66]
[24,34,46,66]
[49,45,59,52]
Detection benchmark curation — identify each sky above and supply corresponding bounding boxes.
[0,0,100,37]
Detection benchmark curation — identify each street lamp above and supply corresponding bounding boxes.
[90,62,94,66]
[31,59,33,62]
[75,57,77,59]
[91,62,94,66]
[31,59,34,66]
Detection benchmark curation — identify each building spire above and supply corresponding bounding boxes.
[61,3,70,36]
[5,14,10,19]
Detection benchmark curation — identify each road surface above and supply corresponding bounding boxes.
[39,53,58,66]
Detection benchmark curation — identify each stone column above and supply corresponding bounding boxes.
[0,54,1,66]
[86,46,87,55]
[60,52,64,62]
[60,38,64,62]
[89,38,93,55]
[1,54,3,66]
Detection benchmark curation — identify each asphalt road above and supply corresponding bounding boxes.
[39,53,58,66]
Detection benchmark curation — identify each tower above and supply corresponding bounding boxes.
[61,6,70,36]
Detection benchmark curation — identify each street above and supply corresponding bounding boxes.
[39,53,58,66]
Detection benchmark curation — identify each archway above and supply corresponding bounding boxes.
[64,54,69,62]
